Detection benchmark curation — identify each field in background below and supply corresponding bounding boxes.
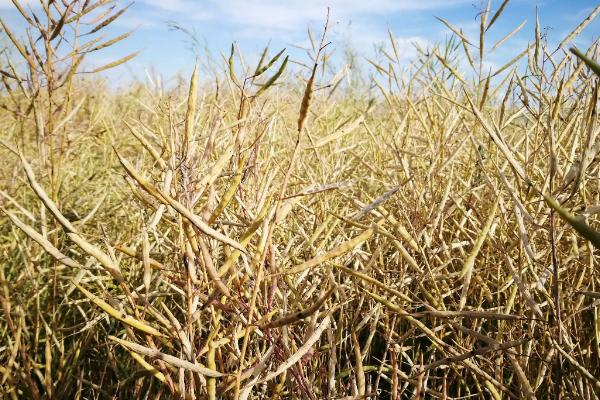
[1,1,600,399]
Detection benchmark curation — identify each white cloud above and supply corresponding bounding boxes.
[138,0,472,33]
[334,18,432,57]
[393,36,432,59]
[131,0,472,60]
[219,0,466,22]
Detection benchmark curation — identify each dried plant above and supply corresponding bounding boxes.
[1,1,600,399]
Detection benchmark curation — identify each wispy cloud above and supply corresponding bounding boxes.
[138,0,472,34]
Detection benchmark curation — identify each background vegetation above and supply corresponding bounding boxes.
[1,1,599,398]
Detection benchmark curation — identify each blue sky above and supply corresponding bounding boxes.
[1,0,599,83]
